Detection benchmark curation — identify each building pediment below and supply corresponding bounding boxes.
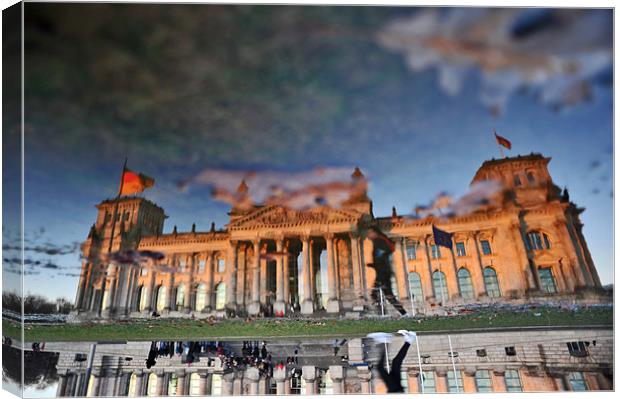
[227,205,362,230]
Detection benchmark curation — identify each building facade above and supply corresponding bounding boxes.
[52,327,613,396]
[74,154,604,319]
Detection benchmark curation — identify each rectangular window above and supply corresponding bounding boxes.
[217,258,226,273]
[480,240,492,255]
[568,372,588,391]
[419,371,436,393]
[566,341,589,357]
[179,259,186,272]
[141,268,148,276]
[539,267,557,294]
[431,245,441,259]
[198,260,206,273]
[456,242,466,256]
[505,346,516,356]
[406,240,417,260]
[505,370,522,392]
[514,174,522,186]
[526,171,536,184]
[475,370,493,392]
[447,370,463,393]
[400,371,409,392]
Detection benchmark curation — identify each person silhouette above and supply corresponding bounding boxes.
[367,330,417,393]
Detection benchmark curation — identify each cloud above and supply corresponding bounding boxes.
[377,9,612,113]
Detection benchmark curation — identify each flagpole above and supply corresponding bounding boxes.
[494,129,505,158]
[448,335,460,393]
[415,334,424,394]
[97,158,128,317]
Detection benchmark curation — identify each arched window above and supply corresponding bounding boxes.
[407,272,424,303]
[146,373,158,397]
[195,284,207,311]
[211,374,222,396]
[432,271,449,302]
[483,267,501,297]
[526,171,536,184]
[156,286,168,312]
[189,373,201,396]
[526,231,551,250]
[128,373,138,397]
[168,374,178,396]
[457,268,475,299]
[215,283,226,310]
[176,284,185,309]
[137,286,148,312]
[538,267,557,293]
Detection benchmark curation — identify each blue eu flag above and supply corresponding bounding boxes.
[432,225,453,250]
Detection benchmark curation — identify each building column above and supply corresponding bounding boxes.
[57,372,69,397]
[492,369,507,392]
[222,373,235,396]
[248,240,261,315]
[406,369,420,393]
[436,368,448,393]
[113,265,130,315]
[349,233,365,308]
[357,367,372,394]
[203,252,214,311]
[260,243,268,305]
[422,236,436,300]
[258,377,268,394]
[143,269,156,314]
[101,264,117,317]
[302,366,317,395]
[462,369,477,393]
[133,370,145,397]
[74,264,89,311]
[153,371,164,396]
[393,237,410,303]
[274,366,288,395]
[283,240,291,310]
[300,236,315,314]
[554,221,588,287]
[226,241,239,312]
[245,368,260,395]
[326,234,341,313]
[274,238,287,315]
[165,260,176,312]
[233,371,244,396]
[329,366,344,394]
[183,255,194,312]
[198,372,209,395]
[175,370,187,396]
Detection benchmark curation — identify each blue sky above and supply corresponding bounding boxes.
[2,5,613,301]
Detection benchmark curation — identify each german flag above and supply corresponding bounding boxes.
[494,131,512,150]
[120,167,154,196]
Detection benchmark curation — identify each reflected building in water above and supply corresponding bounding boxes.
[74,154,605,320]
[47,327,612,397]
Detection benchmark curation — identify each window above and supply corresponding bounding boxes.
[400,371,409,392]
[179,259,186,272]
[195,284,207,311]
[318,369,333,395]
[406,240,417,260]
[189,373,201,396]
[211,374,222,396]
[483,267,501,297]
[505,370,522,392]
[447,370,463,393]
[457,268,475,299]
[407,272,424,303]
[419,371,436,393]
[198,260,206,273]
[215,283,226,310]
[176,284,185,308]
[456,242,466,257]
[476,349,487,357]
[390,276,400,299]
[290,371,302,395]
[505,346,516,356]
[539,267,557,294]
[568,372,588,391]
[514,174,522,186]
[217,258,226,273]
[526,172,536,184]
[567,341,589,357]
[527,231,551,250]
[168,374,178,396]
[475,370,493,392]
[431,244,441,259]
[141,268,148,276]
[147,373,158,397]
[432,271,449,302]
[156,285,168,312]
[480,240,492,255]
[128,374,138,397]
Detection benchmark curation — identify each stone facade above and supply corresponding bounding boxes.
[74,154,604,319]
[51,327,613,396]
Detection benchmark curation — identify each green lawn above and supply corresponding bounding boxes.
[3,307,612,342]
